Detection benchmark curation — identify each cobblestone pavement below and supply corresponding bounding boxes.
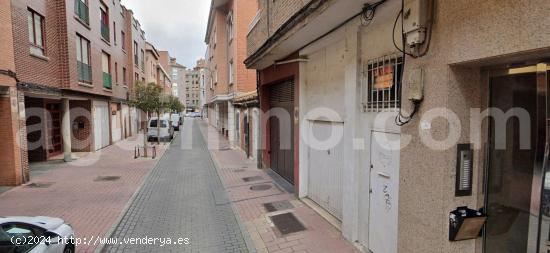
[103,119,250,253]
[198,120,360,253]
[0,135,167,253]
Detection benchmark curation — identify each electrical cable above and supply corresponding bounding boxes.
[0,69,19,83]
[394,0,418,126]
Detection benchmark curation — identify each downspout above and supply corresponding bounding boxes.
[256,71,262,169]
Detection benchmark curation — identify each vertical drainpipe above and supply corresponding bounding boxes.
[256,70,262,169]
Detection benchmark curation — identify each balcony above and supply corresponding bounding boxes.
[103,72,112,89]
[74,0,89,25]
[101,24,110,42]
[77,61,92,83]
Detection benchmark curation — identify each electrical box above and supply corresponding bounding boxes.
[407,68,424,102]
[403,0,429,47]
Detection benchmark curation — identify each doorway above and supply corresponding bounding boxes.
[485,63,549,253]
[269,80,295,184]
[368,131,400,253]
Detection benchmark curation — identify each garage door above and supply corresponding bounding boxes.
[269,80,294,184]
[130,107,138,135]
[307,120,344,220]
[93,101,110,150]
[122,104,129,139]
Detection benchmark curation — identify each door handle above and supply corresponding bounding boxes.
[377,172,390,178]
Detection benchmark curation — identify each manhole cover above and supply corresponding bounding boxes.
[26,182,54,188]
[250,184,272,191]
[242,176,263,182]
[94,176,121,182]
[270,212,306,235]
[264,200,294,212]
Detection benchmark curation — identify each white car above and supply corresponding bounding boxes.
[0,216,75,253]
[147,117,174,142]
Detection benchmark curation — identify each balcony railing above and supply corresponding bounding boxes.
[103,72,112,89]
[74,0,89,24]
[101,24,110,41]
[77,61,92,83]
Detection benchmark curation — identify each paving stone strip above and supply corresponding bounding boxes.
[102,119,249,253]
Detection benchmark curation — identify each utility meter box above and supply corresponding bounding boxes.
[403,0,429,47]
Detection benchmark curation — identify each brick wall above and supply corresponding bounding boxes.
[234,0,258,94]
[0,88,25,186]
[70,100,92,152]
[0,0,16,86]
[11,0,63,88]
[246,0,312,58]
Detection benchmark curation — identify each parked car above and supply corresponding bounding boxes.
[0,216,75,253]
[147,117,174,142]
[192,112,202,118]
[171,114,182,131]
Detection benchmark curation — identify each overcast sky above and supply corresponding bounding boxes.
[121,0,210,68]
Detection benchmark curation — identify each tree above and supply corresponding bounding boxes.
[129,82,162,157]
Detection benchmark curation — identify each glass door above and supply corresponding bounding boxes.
[485,63,548,253]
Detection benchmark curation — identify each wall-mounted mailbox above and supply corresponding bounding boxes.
[455,144,473,196]
[449,206,486,241]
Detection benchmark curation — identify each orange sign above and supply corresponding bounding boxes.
[373,66,394,90]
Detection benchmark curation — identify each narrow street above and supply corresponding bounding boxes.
[102,118,250,253]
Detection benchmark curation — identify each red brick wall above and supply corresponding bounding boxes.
[0,0,16,86]
[70,100,91,152]
[0,88,25,186]
[234,0,258,94]
[11,0,63,87]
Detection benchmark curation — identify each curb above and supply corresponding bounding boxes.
[93,133,174,253]
[198,120,258,253]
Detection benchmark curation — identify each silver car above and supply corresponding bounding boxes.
[0,216,75,253]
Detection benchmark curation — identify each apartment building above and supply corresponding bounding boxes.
[169,57,187,103]
[0,0,148,186]
[144,42,172,95]
[183,60,206,113]
[204,0,258,145]
[245,0,550,253]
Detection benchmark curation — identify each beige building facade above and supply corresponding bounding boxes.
[246,0,550,253]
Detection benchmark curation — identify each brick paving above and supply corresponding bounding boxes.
[102,119,250,253]
[198,120,359,253]
[0,134,167,253]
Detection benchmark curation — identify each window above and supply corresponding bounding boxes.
[1,224,45,253]
[76,34,91,83]
[227,11,234,42]
[114,62,118,85]
[122,67,127,85]
[121,31,126,50]
[74,0,89,24]
[133,41,138,65]
[100,3,109,41]
[28,9,45,56]
[363,54,403,112]
[102,51,111,89]
[135,73,139,82]
[228,60,234,84]
[141,49,145,70]
[113,22,117,45]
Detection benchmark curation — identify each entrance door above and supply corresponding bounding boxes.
[307,121,344,220]
[269,80,295,184]
[485,64,547,253]
[44,100,62,159]
[369,131,400,253]
[93,101,110,150]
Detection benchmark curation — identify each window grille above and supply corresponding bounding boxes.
[363,54,403,112]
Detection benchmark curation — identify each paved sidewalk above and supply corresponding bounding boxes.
[198,120,359,253]
[0,135,167,253]
[103,119,249,253]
